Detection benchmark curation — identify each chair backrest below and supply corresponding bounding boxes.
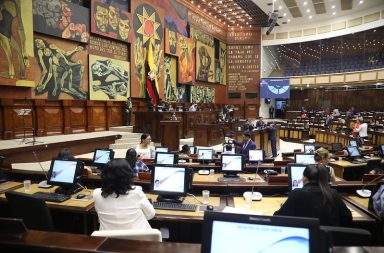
[91,229,162,242]
[5,191,54,231]
[0,156,6,182]
[320,225,371,246]
[365,159,383,174]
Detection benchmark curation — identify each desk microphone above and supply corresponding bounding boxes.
[32,151,52,188]
[356,174,384,198]
[198,152,209,175]
[243,160,263,201]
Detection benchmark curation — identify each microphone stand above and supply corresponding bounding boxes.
[356,174,384,198]
[25,99,43,145]
[32,151,52,188]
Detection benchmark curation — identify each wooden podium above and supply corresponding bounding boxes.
[160,121,180,151]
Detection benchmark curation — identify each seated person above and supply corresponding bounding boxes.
[135,134,155,159]
[93,159,155,230]
[231,132,256,157]
[274,164,352,226]
[179,144,191,158]
[57,148,75,160]
[125,148,150,177]
[222,144,234,154]
[315,147,336,183]
[255,117,265,128]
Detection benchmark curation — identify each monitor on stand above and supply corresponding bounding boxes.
[287,163,307,191]
[190,146,197,155]
[347,146,361,161]
[197,149,214,164]
[248,149,264,163]
[47,159,84,195]
[294,154,316,164]
[155,147,169,153]
[349,139,358,147]
[304,145,315,153]
[150,165,190,203]
[92,148,115,169]
[219,154,244,179]
[155,152,177,165]
[380,144,384,157]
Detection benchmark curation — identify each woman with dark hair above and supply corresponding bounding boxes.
[57,148,75,160]
[135,133,155,159]
[179,144,191,158]
[125,148,150,177]
[93,159,155,230]
[274,164,352,226]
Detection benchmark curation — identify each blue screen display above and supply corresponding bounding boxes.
[260,79,290,99]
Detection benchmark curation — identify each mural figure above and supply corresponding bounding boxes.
[164,56,176,101]
[34,38,86,99]
[219,45,226,84]
[169,30,177,55]
[191,86,214,103]
[91,59,129,99]
[118,13,130,41]
[0,0,29,79]
[93,2,108,33]
[134,39,147,97]
[197,46,212,82]
[178,36,194,84]
[108,5,119,32]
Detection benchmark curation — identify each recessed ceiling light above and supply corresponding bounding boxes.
[287,19,291,22]
[309,15,312,19]
[306,9,310,13]
[283,13,287,17]
[331,5,335,9]
[359,0,364,4]
[279,5,282,10]
[304,1,307,6]
[332,12,336,15]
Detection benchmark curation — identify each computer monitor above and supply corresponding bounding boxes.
[155,147,169,153]
[331,143,343,152]
[47,159,84,194]
[150,165,190,203]
[294,154,316,164]
[287,163,307,191]
[201,211,320,253]
[304,145,315,153]
[347,146,361,159]
[349,139,358,147]
[248,149,264,162]
[155,152,176,165]
[381,144,384,157]
[198,149,214,162]
[220,154,244,177]
[190,146,197,155]
[92,149,114,167]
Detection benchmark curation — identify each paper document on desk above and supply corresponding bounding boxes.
[223,207,262,216]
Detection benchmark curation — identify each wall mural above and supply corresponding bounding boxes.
[89,54,130,101]
[32,0,90,43]
[176,85,187,102]
[164,55,177,102]
[190,27,214,47]
[0,0,34,87]
[132,2,164,100]
[34,36,88,100]
[164,0,188,36]
[196,41,215,83]
[191,86,214,103]
[218,41,227,85]
[177,35,195,84]
[91,0,133,43]
[164,29,179,56]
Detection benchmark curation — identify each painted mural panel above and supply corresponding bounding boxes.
[0,0,34,87]
[177,35,195,84]
[164,55,177,102]
[91,0,133,43]
[32,0,90,43]
[196,41,215,83]
[190,27,214,47]
[191,86,214,103]
[89,54,130,101]
[164,0,188,36]
[218,41,227,85]
[164,29,179,56]
[34,35,88,100]
[131,1,164,99]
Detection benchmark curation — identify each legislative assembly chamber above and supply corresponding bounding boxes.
[1,0,384,252]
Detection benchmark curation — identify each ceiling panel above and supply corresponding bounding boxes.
[290,7,303,18]
[314,3,326,14]
[341,0,353,10]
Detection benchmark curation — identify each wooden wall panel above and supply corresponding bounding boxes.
[91,104,107,131]
[70,103,87,133]
[43,101,64,136]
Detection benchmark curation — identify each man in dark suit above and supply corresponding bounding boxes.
[268,122,278,157]
[255,117,265,128]
[232,132,256,158]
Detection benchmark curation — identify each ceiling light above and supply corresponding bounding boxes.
[331,5,335,9]
[306,9,310,13]
[303,1,307,6]
[287,19,291,22]
[279,5,282,10]
[359,0,364,4]
[332,12,336,15]
[309,15,312,19]
[283,13,287,17]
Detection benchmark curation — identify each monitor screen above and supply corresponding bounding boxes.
[155,147,169,153]
[381,144,384,155]
[48,159,80,186]
[304,145,315,153]
[93,149,114,166]
[190,146,197,155]
[347,146,360,158]
[350,140,358,147]
[287,164,307,191]
[331,143,343,152]
[202,212,319,253]
[221,154,243,172]
[151,165,188,196]
[294,154,316,164]
[155,152,176,165]
[198,149,214,160]
[248,149,264,162]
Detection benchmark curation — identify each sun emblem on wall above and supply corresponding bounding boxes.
[134,4,163,47]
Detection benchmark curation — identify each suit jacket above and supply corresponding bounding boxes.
[274,183,352,226]
[233,139,256,156]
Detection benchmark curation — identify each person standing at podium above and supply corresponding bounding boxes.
[231,132,256,157]
[135,134,155,159]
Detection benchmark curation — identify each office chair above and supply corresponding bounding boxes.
[91,229,162,242]
[0,156,6,182]
[320,225,371,246]
[364,159,383,174]
[331,143,343,153]
[5,191,54,231]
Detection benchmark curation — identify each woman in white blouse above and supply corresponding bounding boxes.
[93,159,155,230]
[135,133,155,159]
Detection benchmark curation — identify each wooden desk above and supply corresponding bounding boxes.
[0,181,23,194]
[329,158,384,180]
[1,230,384,253]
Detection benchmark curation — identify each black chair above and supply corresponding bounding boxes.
[5,191,54,231]
[0,156,6,182]
[364,159,383,174]
[320,225,371,246]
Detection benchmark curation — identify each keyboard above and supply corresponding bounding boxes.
[217,177,246,182]
[153,202,197,212]
[32,192,70,203]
